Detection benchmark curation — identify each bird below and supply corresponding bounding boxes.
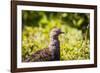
[24,28,64,62]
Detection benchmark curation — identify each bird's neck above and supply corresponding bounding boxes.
[50,37,58,42]
[49,36,59,50]
[49,36,60,60]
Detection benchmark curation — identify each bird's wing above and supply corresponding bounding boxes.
[24,48,52,62]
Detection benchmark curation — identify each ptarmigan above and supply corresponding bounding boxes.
[24,28,64,62]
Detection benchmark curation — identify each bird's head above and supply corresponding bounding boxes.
[50,28,64,38]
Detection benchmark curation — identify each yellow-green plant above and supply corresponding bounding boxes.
[22,11,90,61]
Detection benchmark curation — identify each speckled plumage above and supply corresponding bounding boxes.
[24,28,63,62]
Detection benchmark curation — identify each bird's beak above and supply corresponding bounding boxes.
[60,32,64,34]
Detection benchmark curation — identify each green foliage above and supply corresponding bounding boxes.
[22,10,90,61]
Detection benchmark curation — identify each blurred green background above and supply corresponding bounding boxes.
[22,10,90,61]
